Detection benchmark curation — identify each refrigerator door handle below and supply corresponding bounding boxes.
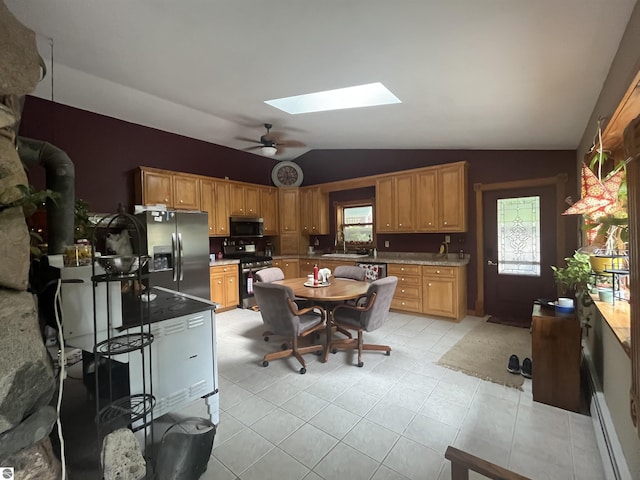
[172,232,178,282]
[178,232,185,281]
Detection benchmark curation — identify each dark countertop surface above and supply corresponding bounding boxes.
[119,286,216,330]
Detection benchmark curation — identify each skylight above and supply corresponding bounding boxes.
[265,82,401,114]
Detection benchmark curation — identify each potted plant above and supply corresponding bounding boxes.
[551,251,595,327]
[551,251,593,297]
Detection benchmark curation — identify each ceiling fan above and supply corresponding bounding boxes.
[237,123,305,157]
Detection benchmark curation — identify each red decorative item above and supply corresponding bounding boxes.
[313,264,319,285]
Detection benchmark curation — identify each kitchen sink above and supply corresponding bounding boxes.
[321,253,370,259]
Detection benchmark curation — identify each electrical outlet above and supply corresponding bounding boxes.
[384,241,390,248]
[445,235,451,244]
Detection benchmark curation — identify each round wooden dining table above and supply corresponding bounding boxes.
[273,277,370,361]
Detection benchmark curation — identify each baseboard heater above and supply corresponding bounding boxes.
[583,347,632,480]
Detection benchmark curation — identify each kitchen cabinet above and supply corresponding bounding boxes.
[210,264,239,312]
[375,161,467,234]
[230,183,260,216]
[299,258,318,277]
[273,259,299,279]
[416,170,438,231]
[213,181,230,236]
[375,174,415,233]
[201,179,230,236]
[437,163,467,232]
[319,259,356,273]
[173,173,200,210]
[200,179,215,236]
[422,265,466,319]
[260,187,278,236]
[135,167,200,210]
[388,264,423,313]
[137,168,173,206]
[279,188,300,233]
[300,187,329,235]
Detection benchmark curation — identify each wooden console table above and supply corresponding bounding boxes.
[531,304,581,412]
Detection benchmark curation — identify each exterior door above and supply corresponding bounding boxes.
[483,186,557,320]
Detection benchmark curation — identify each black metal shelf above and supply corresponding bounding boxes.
[96,393,155,427]
[90,211,154,476]
[94,333,154,356]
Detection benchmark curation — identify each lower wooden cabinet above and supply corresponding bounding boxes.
[273,259,299,279]
[422,265,466,320]
[210,265,239,312]
[388,264,423,313]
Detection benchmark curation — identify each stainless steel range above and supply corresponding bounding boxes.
[223,242,272,309]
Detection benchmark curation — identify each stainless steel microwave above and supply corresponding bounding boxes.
[229,217,264,237]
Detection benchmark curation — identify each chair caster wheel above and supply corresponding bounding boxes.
[281,343,288,351]
[264,337,269,342]
[357,362,364,368]
[331,349,337,354]
[262,360,269,367]
[299,367,306,374]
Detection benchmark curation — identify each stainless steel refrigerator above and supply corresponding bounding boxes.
[137,210,210,300]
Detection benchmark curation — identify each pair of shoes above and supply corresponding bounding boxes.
[521,357,532,379]
[507,354,520,374]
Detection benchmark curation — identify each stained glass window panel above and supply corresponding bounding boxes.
[497,196,540,276]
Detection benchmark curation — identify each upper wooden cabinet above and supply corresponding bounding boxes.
[136,167,200,210]
[137,168,173,206]
[416,162,467,232]
[260,187,278,236]
[229,183,260,217]
[279,188,299,233]
[213,181,230,236]
[376,173,415,233]
[200,179,215,235]
[173,173,200,210]
[376,162,467,233]
[416,170,438,231]
[437,162,467,232]
[200,179,230,236]
[300,187,329,235]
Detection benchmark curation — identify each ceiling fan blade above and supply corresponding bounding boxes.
[278,139,306,148]
[243,145,263,151]
[235,136,262,144]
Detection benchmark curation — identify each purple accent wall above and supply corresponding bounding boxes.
[19,97,580,313]
[20,96,277,213]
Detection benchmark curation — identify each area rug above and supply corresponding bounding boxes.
[487,315,531,329]
[437,321,532,390]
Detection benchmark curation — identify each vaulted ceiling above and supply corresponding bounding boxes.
[6,1,637,160]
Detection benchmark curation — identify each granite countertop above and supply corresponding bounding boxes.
[274,252,470,267]
[209,259,239,267]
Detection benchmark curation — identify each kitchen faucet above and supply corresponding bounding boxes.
[335,230,346,253]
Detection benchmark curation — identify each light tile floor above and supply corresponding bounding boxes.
[183,308,605,480]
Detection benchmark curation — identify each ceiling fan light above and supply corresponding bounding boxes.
[261,145,277,157]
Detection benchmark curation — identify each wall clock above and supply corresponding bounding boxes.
[271,161,303,187]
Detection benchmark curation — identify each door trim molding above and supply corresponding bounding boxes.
[474,174,568,316]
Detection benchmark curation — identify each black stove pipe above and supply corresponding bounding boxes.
[17,136,75,255]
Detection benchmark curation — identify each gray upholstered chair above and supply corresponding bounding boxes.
[329,276,398,367]
[334,265,366,281]
[254,267,286,342]
[255,267,312,342]
[255,267,285,283]
[253,282,326,374]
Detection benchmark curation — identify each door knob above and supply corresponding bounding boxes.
[487,260,498,266]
